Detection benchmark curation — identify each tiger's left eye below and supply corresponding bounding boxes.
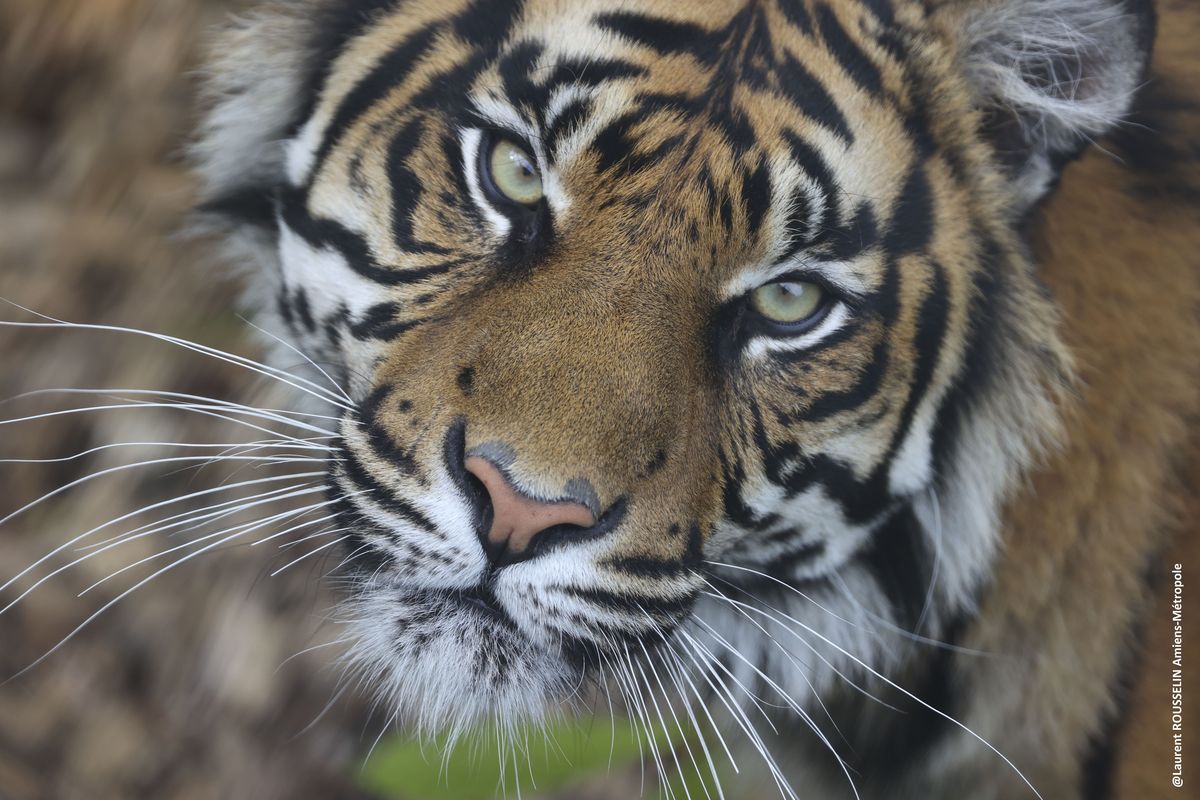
[750,281,827,326]
[486,138,544,206]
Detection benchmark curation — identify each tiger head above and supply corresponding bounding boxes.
[197,0,1152,735]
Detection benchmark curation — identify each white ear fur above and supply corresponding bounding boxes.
[192,3,319,205]
[950,0,1153,204]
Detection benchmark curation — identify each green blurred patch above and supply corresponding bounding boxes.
[360,715,728,800]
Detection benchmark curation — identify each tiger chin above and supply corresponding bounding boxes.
[194,0,1199,798]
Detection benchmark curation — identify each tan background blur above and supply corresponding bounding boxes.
[0,2,382,797]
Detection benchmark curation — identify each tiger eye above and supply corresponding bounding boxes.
[750,281,826,325]
[487,139,544,206]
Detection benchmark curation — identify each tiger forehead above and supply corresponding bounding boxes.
[302,0,919,287]
[484,8,905,227]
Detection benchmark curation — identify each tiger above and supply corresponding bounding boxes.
[189,0,1200,797]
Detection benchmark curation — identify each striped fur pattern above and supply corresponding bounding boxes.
[194,0,1193,797]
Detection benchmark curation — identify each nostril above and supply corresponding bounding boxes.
[464,470,494,533]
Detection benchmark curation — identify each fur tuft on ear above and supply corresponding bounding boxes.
[938,0,1155,206]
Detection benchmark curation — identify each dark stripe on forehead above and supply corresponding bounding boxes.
[742,159,773,239]
[777,51,854,144]
[498,40,544,105]
[386,118,452,255]
[294,0,404,138]
[546,96,593,157]
[781,129,841,233]
[309,22,444,181]
[815,4,884,96]
[775,0,814,35]
[883,165,934,256]
[593,12,712,58]
[452,0,526,46]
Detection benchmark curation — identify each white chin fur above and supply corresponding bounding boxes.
[340,586,574,737]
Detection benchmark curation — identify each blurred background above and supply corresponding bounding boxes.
[0,2,661,798]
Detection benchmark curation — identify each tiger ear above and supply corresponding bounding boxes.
[935,0,1155,208]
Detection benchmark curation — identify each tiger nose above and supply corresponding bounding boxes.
[464,456,597,565]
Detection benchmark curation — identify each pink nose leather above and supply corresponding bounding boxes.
[464,456,597,556]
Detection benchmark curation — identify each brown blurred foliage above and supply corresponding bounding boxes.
[0,2,379,798]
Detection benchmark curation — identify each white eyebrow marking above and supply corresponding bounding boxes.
[459,128,512,237]
[744,302,852,360]
[721,259,868,300]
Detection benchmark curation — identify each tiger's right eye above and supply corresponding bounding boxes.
[749,280,828,328]
[485,138,544,207]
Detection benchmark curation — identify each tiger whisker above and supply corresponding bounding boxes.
[703,575,902,711]
[81,478,322,551]
[636,636,709,800]
[708,560,991,656]
[633,654,688,800]
[0,438,330,467]
[279,524,351,550]
[0,307,354,411]
[0,482,324,616]
[4,493,343,683]
[79,493,334,596]
[655,634,734,799]
[0,453,324,537]
[269,534,352,578]
[699,586,1044,799]
[239,315,353,405]
[654,628,740,776]
[699,578,865,741]
[675,628,799,800]
[5,387,347,426]
[0,399,337,443]
[695,591,863,800]
[0,470,325,600]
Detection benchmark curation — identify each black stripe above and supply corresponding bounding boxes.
[777,52,854,144]
[825,201,878,261]
[815,4,884,96]
[452,0,526,47]
[278,186,463,286]
[593,12,711,58]
[928,238,1005,483]
[199,187,277,228]
[558,585,697,620]
[542,58,647,91]
[884,258,949,462]
[742,159,773,238]
[883,165,934,256]
[719,446,782,532]
[310,22,445,180]
[385,118,451,254]
[497,40,545,105]
[338,448,438,532]
[858,506,930,631]
[781,129,841,234]
[349,302,426,340]
[293,0,404,139]
[602,556,687,579]
[780,336,890,421]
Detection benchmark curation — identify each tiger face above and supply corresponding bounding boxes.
[199,0,1151,744]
